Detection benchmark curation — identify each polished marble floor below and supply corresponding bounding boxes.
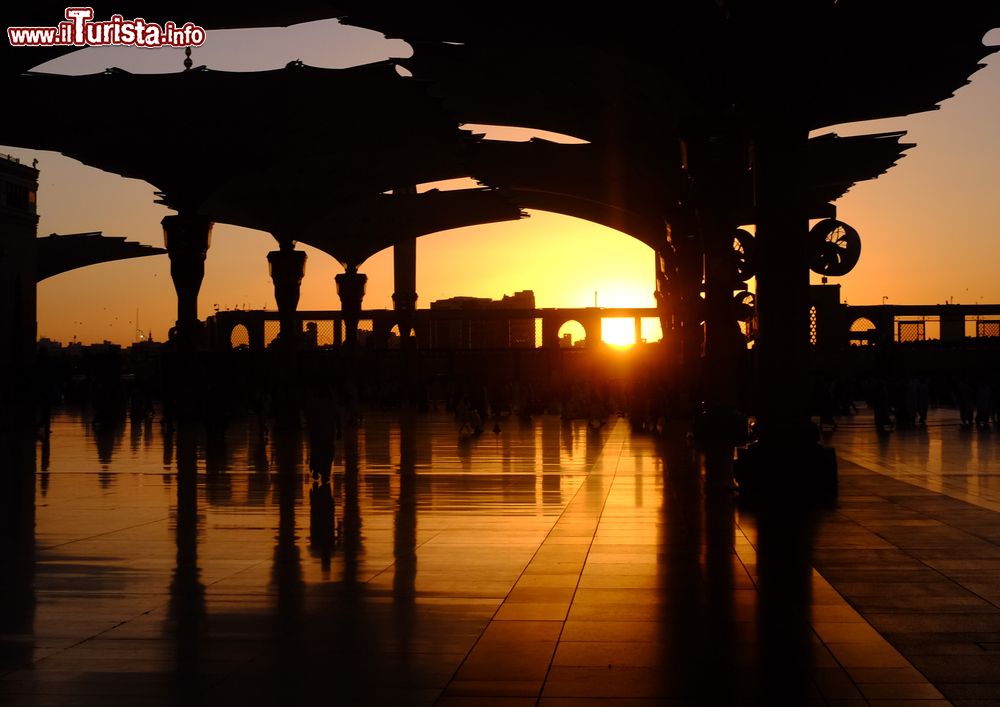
[3,406,998,705]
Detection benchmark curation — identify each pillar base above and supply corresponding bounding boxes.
[734,441,837,495]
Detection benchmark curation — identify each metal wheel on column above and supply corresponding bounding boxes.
[733,291,756,322]
[733,228,756,282]
[809,219,861,277]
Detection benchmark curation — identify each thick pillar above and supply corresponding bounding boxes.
[662,233,703,417]
[249,317,266,351]
[162,214,212,346]
[335,264,367,349]
[393,238,418,348]
[393,186,419,350]
[0,157,36,663]
[734,119,836,491]
[579,311,601,349]
[654,248,678,358]
[267,244,307,347]
[541,316,562,349]
[696,223,748,440]
[267,243,307,429]
[0,156,38,440]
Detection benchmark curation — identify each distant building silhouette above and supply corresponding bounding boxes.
[430,290,536,348]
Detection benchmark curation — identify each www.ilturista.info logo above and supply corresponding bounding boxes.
[7,7,206,48]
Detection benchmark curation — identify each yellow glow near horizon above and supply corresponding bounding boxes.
[602,318,636,347]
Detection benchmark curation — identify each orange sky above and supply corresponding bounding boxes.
[5,19,999,344]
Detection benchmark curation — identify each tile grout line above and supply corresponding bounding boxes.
[431,420,624,706]
[533,421,628,706]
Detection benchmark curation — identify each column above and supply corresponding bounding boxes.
[267,242,308,428]
[335,264,367,349]
[734,118,836,491]
[0,157,39,442]
[393,237,418,349]
[162,213,212,347]
[697,223,748,440]
[267,243,307,347]
[392,184,419,351]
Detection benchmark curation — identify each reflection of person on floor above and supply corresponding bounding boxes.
[896,377,917,429]
[818,379,837,431]
[957,379,975,428]
[916,378,930,425]
[455,399,483,437]
[976,381,994,429]
[873,379,893,433]
[305,384,340,480]
[309,480,335,569]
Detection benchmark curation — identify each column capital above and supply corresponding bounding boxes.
[161,213,212,256]
[392,291,418,311]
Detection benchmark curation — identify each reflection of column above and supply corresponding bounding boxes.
[272,431,303,616]
[393,413,418,652]
[701,444,737,695]
[336,265,368,349]
[0,426,36,671]
[541,417,561,505]
[747,498,819,702]
[39,432,51,497]
[93,418,124,488]
[162,214,212,346]
[660,431,709,699]
[167,420,204,701]
[342,423,362,585]
[270,430,303,699]
[203,430,231,506]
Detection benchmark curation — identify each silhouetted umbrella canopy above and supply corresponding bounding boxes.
[507,190,669,248]
[5,2,992,262]
[344,2,1000,129]
[206,187,524,266]
[2,62,473,212]
[36,232,165,281]
[804,132,913,205]
[1,62,529,265]
[340,2,994,243]
[469,132,911,244]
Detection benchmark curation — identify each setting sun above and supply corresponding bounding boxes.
[602,317,637,346]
